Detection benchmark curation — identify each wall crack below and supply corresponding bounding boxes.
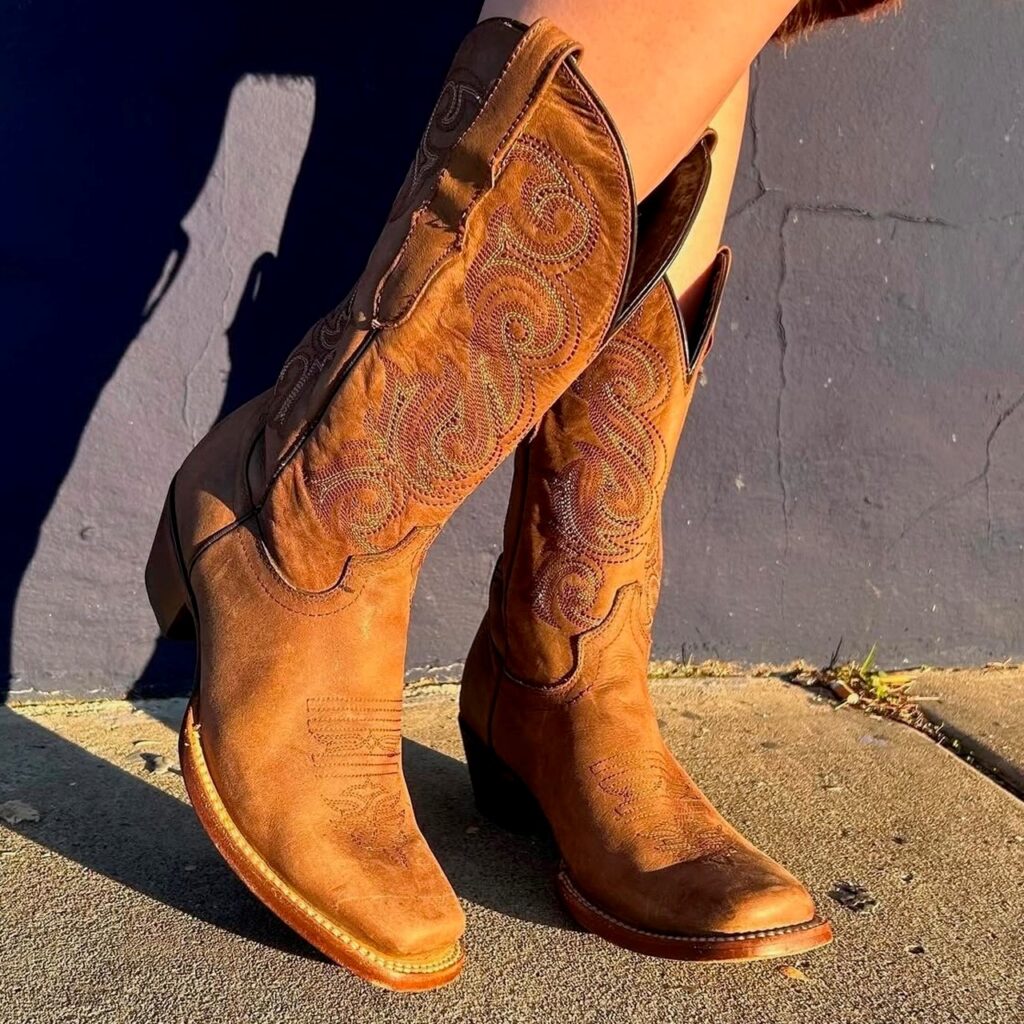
[776,205,796,620]
[889,389,1024,551]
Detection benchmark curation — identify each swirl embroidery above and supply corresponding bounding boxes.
[531,323,672,633]
[270,293,353,427]
[305,134,598,550]
[390,77,485,221]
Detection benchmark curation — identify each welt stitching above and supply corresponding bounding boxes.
[561,872,823,942]
[184,708,461,975]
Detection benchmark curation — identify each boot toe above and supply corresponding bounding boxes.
[587,845,819,939]
[344,893,466,960]
[666,848,819,937]
[288,841,466,961]
[707,875,818,935]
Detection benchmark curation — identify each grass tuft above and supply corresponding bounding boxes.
[781,638,937,735]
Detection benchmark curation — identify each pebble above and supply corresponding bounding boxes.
[139,753,179,775]
[829,880,880,914]
[0,800,41,825]
[780,965,810,982]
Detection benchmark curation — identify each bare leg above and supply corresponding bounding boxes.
[479,1,792,198]
[668,69,749,329]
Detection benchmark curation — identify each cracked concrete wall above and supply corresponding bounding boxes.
[7,2,1023,698]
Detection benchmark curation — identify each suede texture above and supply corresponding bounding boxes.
[259,19,634,593]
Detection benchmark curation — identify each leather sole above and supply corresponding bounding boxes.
[459,717,834,963]
[557,869,833,962]
[179,694,465,990]
[147,484,465,991]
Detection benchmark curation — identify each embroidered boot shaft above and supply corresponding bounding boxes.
[144,16,662,990]
[459,135,834,962]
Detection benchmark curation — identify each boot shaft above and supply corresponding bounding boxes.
[254,18,639,593]
[489,139,732,685]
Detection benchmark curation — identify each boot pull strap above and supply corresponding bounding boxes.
[616,131,717,329]
[373,18,582,325]
[436,18,582,217]
[680,246,732,376]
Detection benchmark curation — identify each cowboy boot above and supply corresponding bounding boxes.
[141,15,682,990]
[458,135,834,962]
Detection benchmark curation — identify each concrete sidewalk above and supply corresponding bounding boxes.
[2,673,1022,1023]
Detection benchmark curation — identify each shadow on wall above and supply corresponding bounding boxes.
[0,1,481,703]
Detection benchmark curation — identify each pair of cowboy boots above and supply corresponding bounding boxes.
[145,16,839,991]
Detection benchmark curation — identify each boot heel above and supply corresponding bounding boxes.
[458,717,547,835]
[145,487,195,641]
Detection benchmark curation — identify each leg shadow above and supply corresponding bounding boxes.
[1,1,238,704]
[1,706,573,950]
[0,706,324,961]
[126,2,483,700]
[403,737,574,931]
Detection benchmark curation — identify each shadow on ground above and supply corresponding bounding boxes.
[0,707,316,958]
[404,738,570,931]
[0,705,571,961]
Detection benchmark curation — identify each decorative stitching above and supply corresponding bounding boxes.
[530,320,672,633]
[374,29,580,329]
[306,696,414,868]
[267,40,491,428]
[588,749,734,861]
[390,78,486,222]
[238,523,359,617]
[181,704,462,975]
[640,513,663,632]
[271,295,353,428]
[561,64,632,326]
[305,133,599,552]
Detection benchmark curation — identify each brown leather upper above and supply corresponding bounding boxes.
[170,17,644,965]
[461,138,822,939]
[497,138,720,686]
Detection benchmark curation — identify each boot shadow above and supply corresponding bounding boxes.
[0,706,325,962]
[4,1,483,707]
[1,703,571,955]
[402,737,574,932]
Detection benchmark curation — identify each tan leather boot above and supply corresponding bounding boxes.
[144,16,666,990]
[459,136,834,962]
